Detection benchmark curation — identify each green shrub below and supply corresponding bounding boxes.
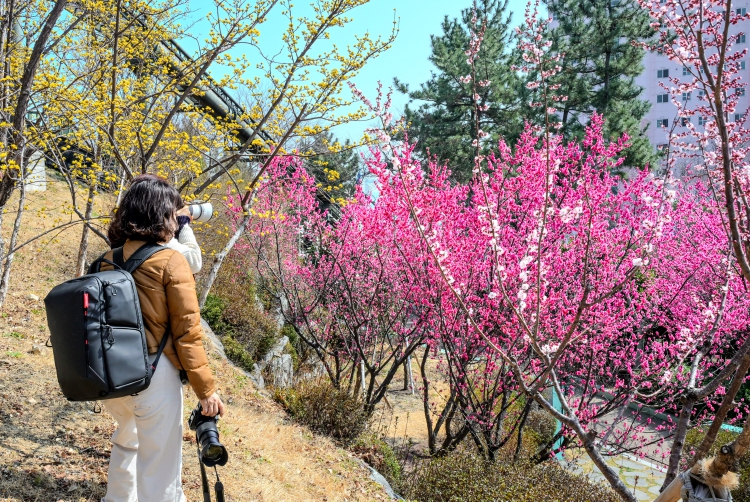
[281,322,298,346]
[201,269,281,365]
[285,341,300,371]
[351,433,402,486]
[201,294,230,335]
[684,427,750,502]
[254,328,278,362]
[401,450,620,502]
[222,336,254,372]
[274,382,368,445]
[525,409,557,447]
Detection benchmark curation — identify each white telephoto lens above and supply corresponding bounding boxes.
[188,202,214,223]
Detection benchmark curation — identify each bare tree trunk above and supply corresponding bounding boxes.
[662,397,696,489]
[198,200,253,309]
[706,414,750,480]
[0,175,25,307]
[533,375,637,502]
[402,359,409,391]
[75,182,96,277]
[690,354,750,467]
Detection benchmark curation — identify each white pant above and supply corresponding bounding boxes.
[102,356,186,502]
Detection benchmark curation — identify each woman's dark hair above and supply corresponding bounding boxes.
[108,174,182,248]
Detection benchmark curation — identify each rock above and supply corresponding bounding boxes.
[297,359,326,381]
[201,316,301,390]
[249,366,265,389]
[200,319,226,360]
[250,336,289,390]
[26,293,39,301]
[27,398,37,405]
[260,336,289,367]
[364,462,403,500]
[201,317,267,389]
[268,353,293,388]
[29,345,42,355]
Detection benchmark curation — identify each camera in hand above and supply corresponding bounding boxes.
[188,402,228,467]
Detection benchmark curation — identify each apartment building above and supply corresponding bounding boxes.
[635,3,750,150]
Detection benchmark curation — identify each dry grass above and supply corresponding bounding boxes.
[370,354,452,455]
[0,174,389,501]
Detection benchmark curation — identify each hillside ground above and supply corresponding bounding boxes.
[0,175,389,501]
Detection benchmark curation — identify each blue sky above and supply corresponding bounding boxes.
[185,0,530,142]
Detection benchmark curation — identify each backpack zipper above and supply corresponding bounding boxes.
[105,325,115,345]
[102,281,117,296]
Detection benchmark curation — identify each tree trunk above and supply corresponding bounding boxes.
[0,176,25,307]
[75,183,97,277]
[662,396,696,489]
[706,415,750,480]
[198,195,254,309]
[532,383,637,502]
[690,354,750,467]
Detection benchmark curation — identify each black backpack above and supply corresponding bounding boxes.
[44,243,169,401]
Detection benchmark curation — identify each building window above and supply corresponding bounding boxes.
[681,117,691,126]
[738,7,747,15]
[737,87,746,96]
[683,66,690,76]
[682,92,691,101]
[657,69,670,78]
[742,61,747,70]
[740,34,747,44]
[735,113,746,121]
[699,116,707,126]
[657,118,669,128]
[698,89,706,98]
[657,144,669,151]
[657,94,670,103]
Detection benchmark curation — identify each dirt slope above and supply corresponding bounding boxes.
[0,177,387,501]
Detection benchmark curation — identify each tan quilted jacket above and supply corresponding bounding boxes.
[101,240,216,400]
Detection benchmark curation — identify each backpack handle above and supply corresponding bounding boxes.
[89,258,123,274]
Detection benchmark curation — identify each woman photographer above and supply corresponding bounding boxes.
[102,174,224,502]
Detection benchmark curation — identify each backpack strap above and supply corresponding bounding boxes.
[121,243,170,373]
[113,247,126,269]
[150,320,170,373]
[121,243,166,274]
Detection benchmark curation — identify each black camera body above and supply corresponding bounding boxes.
[188,403,228,467]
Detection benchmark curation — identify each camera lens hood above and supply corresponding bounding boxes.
[195,421,228,467]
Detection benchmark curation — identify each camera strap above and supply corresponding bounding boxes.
[198,453,225,502]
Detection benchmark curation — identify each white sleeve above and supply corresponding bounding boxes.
[165,225,202,274]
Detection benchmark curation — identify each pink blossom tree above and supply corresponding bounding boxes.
[348,2,750,500]
[636,0,750,494]
[231,156,432,413]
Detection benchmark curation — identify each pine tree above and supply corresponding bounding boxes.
[545,0,657,170]
[396,0,531,184]
[298,132,360,203]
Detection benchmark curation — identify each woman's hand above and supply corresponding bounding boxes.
[200,392,225,418]
[176,206,193,221]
